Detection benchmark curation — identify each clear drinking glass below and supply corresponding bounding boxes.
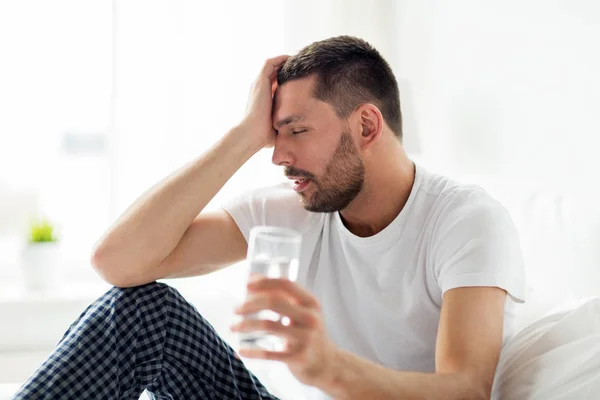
[239,226,302,352]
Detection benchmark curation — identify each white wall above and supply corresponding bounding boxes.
[395,0,600,190]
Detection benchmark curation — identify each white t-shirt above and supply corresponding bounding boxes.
[224,163,525,396]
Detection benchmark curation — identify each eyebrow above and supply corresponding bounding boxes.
[274,114,306,129]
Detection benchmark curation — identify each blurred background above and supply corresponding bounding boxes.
[1,0,600,398]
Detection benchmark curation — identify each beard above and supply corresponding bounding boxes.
[285,130,365,213]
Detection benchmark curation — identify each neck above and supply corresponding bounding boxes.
[338,144,415,238]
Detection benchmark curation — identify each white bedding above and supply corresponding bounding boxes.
[492,297,600,399]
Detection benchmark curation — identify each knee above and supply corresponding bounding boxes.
[102,281,172,310]
[109,281,165,295]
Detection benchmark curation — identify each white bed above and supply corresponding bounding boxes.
[493,296,600,399]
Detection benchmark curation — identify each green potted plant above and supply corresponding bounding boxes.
[21,218,62,291]
[28,219,58,244]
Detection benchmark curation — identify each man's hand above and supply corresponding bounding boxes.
[231,277,340,388]
[239,55,289,150]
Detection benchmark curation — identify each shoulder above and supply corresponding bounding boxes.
[417,169,526,304]
[415,169,520,266]
[417,167,511,227]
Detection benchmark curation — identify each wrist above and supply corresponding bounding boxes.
[205,126,259,171]
[230,121,268,154]
[318,347,350,398]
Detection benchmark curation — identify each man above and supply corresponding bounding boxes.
[15,36,524,399]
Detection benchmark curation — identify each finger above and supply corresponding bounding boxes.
[230,318,306,341]
[235,293,317,327]
[262,55,289,78]
[248,272,267,282]
[238,347,295,362]
[248,278,320,309]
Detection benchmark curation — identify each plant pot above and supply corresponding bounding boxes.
[21,242,62,292]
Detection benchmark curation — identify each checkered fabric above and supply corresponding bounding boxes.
[13,282,279,400]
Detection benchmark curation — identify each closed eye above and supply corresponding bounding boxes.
[291,129,307,135]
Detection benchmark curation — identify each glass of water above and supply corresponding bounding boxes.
[239,226,302,352]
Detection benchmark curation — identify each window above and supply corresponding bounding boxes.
[0,1,112,280]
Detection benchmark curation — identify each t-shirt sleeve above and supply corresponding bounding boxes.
[432,190,526,303]
[222,190,261,244]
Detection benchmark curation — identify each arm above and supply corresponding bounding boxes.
[233,282,506,400]
[91,130,255,288]
[91,55,289,287]
[322,286,506,400]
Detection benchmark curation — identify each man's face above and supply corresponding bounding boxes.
[272,75,365,213]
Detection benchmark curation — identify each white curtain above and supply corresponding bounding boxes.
[0,0,112,278]
[113,0,287,216]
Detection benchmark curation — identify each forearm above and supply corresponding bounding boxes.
[321,350,488,400]
[91,125,259,283]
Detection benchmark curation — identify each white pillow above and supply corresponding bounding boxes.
[492,297,600,399]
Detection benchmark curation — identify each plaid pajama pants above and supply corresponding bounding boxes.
[13,281,280,400]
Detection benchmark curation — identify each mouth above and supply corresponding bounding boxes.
[288,177,312,193]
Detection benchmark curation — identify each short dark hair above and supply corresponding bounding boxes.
[277,35,402,139]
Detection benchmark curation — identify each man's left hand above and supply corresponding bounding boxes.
[231,277,339,388]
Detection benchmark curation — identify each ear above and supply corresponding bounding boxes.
[355,103,383,151]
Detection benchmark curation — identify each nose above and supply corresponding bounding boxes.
[271,134,295,167]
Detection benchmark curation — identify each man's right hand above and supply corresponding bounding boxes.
[239,55,289,150]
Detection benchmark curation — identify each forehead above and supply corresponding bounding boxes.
[273,75,335,126]
[276,74,317,103]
